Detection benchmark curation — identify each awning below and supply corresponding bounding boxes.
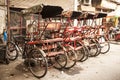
[40,5,63,18]
[96,12,107,18]
[80,12,95,20]
[70,11,82,19]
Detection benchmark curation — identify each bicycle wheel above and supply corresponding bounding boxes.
[88,39,99,57]
[76,48,85,61]
[94,39,101,56]
[6,41,18,61]
[76,41,89,62]
[98,36,110,54]
[28,49,48,78]
[50,43,67,69]
[53,54,67,69]
[64,46,77,69]
[79,45,89,62]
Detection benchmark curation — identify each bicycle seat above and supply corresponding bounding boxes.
[13,35,26,42]
[23,37,30,42]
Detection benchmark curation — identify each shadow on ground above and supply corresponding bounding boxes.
[63,66,83,75]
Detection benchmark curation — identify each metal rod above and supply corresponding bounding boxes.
[0,5,7,6]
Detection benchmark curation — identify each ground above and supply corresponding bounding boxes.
[0,41,120,80]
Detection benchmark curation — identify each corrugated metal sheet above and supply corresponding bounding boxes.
[9,0,74,11]
[10,0,40,8]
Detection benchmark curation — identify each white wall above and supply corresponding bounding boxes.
[0,7,6,34]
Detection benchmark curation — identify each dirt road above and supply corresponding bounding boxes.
[0,42,120,80]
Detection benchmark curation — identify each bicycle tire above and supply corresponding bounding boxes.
[6,41,19,61]
[51,43,67,69]
[76,48,85,61]
[28,49,48,78]
[94,39,101,56]
[74,42,85,61]
[80,45,89,62]
[88,39,99,57]
[53,54,67,69]
[64,46,77,69]
[98,36,110,54]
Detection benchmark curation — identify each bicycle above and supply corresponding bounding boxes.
[6,35,48,78]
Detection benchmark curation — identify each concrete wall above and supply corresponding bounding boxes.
[0,7,6,34]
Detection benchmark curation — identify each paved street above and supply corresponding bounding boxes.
[0,42,120,80]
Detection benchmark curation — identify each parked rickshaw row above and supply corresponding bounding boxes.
[6,5,110,78]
